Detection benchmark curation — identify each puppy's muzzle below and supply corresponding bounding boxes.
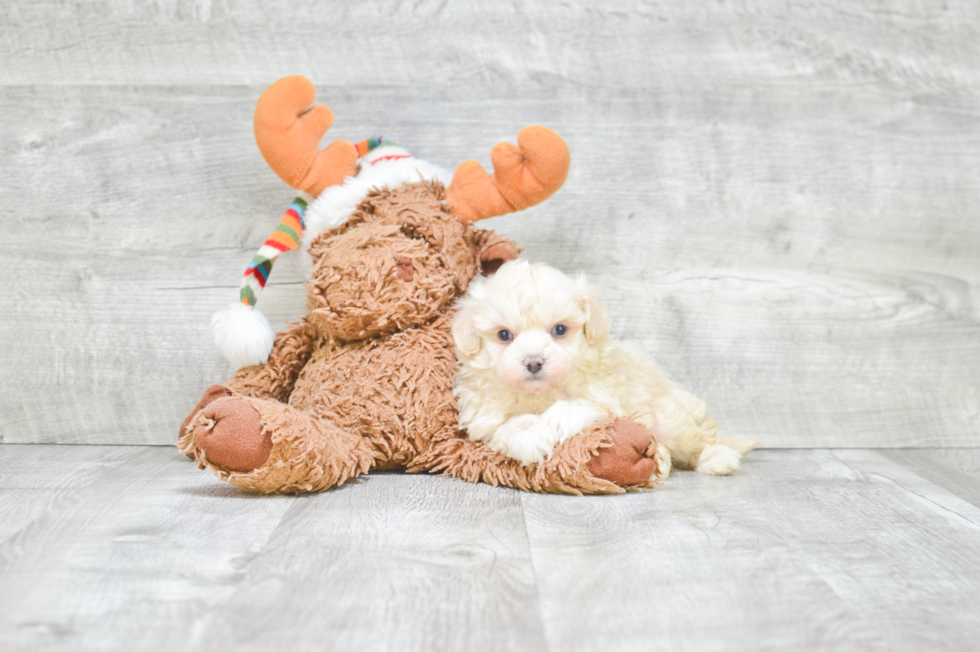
[523,356,545,375]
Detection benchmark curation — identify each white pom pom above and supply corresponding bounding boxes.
[210,303,276,371]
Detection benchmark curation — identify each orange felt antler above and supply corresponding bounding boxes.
[445,126,570,223]
[253,76,358,197]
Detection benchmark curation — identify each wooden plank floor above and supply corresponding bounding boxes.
[1,445,978,651]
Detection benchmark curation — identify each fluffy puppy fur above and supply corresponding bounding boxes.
[451,260,758,474]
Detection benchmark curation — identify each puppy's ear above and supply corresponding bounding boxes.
[451,294,484,357]
[576,278,610,346]
[583,297,610,346]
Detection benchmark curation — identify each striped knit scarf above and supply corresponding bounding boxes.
[240,193,310,307]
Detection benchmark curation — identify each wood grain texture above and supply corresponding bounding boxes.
[183,473,546,652]
[1,1,978,446]
[0,445,141,545]
[523,449,980,652]
[1,1,978,88]
[0,445,296,652]
[0,444,544,652]
[879,448,980,509]
[1,445,980,651]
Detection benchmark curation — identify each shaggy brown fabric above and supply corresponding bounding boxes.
[413,417,625,495]
[227,320,318,402]
[304,181,484,342]
[180,181,659,494]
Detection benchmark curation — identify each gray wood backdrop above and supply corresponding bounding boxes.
[1,0,978,447]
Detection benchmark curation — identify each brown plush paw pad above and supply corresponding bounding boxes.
[179,384,233,458]
[194,398,271,473]
[587,420,658,487]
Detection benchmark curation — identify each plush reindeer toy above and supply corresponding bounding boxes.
[178,75,663,494]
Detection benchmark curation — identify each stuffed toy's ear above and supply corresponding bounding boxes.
[472,231,522,277]
[479,242,519,276]
[451,285,486,357]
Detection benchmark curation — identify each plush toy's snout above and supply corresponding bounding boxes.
[299,179,524,342]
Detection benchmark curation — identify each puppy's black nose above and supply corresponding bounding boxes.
[524,356,544,374]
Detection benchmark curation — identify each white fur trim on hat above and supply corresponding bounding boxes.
[210,302,276,371]
[301,157,452,270]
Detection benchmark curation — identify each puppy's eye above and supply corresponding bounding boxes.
[552,324,567,337]
[497,329,512,342]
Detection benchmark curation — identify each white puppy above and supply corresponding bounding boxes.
[451,260,758,475]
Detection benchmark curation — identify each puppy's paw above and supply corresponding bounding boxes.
[696,443,742,476]
[653,443,672,481]
[542,400,606,442]
[490,414,559,465]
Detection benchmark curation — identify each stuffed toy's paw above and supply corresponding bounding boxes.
[179,384,233,457]
[191,397,271,473]
[587,420,663,487]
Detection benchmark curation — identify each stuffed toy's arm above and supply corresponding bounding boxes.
[411,419,663,495]
[225,319,318,402]
[177,318,316,447]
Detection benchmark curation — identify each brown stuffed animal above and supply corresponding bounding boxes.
[177,75,663,494]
